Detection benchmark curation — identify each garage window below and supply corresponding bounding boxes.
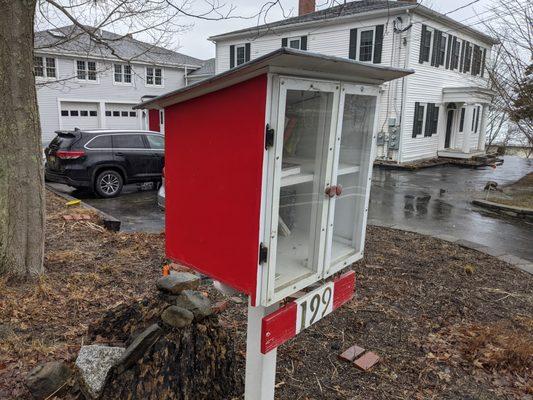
[90,110,97,117]
[129,111,136,117]
[105,111,112,116]
[70,110,79,116]
[112,134,146,149]
[80,110,89,117]
[113,111,120,117]
[121,111,128,117]
[61,110,69,116]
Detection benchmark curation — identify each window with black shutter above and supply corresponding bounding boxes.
[459,41,466,73]
[438,34,447,66]
[283,36,308,50]
[412,102,425,138]
[281,37,288,47]
[472,45,481,76]
[431,29,441,66]
[451,38,460,70]
[359,30,374,62]
[419,25,432,63]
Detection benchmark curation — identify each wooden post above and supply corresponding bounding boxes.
[244,301,278,400]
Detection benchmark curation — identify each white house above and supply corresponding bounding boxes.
[34,25,205,144]
[209,0,499,164]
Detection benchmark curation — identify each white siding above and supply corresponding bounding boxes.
[400,17,491,163]
[35,55,186,144]
[214,11,494,163]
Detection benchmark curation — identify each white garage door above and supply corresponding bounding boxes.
[60,102,100,131]
[105,103,141,130]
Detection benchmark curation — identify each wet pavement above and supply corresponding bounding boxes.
[369,156,532,261]
[48,156,533,261]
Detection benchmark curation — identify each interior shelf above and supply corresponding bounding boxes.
[275,228,314,291]
[281,157,360,188]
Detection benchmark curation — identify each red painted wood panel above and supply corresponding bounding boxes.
[333,271,356,310]
[164,74,268,304]
[261,302,297,354]
[149,109,160,132]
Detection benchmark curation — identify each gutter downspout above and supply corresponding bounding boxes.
[398,10,413,165]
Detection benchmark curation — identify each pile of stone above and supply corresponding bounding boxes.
[25,272,242,400]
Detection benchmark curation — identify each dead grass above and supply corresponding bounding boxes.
[487,172,533,209]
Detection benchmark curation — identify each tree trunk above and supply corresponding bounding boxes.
[0,0,44,278]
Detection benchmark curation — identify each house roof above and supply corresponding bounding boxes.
[188,58,215,76]
[209,0,498,45]
[135,47,414,110]
[35,25,205,68]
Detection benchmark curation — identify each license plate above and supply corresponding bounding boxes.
[295,282,334,334]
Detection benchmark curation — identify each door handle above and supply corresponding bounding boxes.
[115,152,125,156]
[325,185,343,198]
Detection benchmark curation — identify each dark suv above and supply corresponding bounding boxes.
[45,129,164,197]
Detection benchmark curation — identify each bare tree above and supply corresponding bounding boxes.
[0,0,290,279]
[482,0,533,148]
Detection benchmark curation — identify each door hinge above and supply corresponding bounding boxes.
[265,124,275,149]
[259,243,268,264]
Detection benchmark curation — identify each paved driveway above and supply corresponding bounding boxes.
[48,156,532,261]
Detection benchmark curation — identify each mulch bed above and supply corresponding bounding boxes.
[0,190,531,399]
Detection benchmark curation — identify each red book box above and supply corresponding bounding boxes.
[138,48,412,306]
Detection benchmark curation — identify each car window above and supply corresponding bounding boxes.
[86,135,112,149]
[146,135,164,150]
[112,134,146,149]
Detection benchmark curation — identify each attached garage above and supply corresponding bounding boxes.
[105,103,141,130]
[60,101,100,131]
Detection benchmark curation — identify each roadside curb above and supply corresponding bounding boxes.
[368,220,533,276]
[472,199,533,221]
[46,184,121,232]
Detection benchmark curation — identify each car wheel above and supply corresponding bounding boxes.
[95,170,123,198]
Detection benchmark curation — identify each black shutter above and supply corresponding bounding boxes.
[419,25,427,63]
[245,43,251,62]
[413,102,421,138]
[451,37,458,69]
[373,24,384,64]
[445,35,453,69]
[463,41,471,72]
[481,48,487,77]
[424,103,433,137]
[459,41,466,73]
[281,37,288,47]
[349,28,358,60]
[432,106,440,135]
[230,45,235,69]
[300,36,308,50]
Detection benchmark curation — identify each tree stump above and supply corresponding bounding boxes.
[87,293,243,399]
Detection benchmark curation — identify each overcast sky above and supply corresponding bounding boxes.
[173,0,496,60]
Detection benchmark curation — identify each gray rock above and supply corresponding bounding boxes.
[116,324,163,374]
[161,306,194,328]
[0,324,13,340]
[156,272,200,294]
[175,290,213,321]
[25,361,72,400]
[75,345,125,399]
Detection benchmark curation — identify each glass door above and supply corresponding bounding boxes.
[266,78,340,301]
[324,84,378,276]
